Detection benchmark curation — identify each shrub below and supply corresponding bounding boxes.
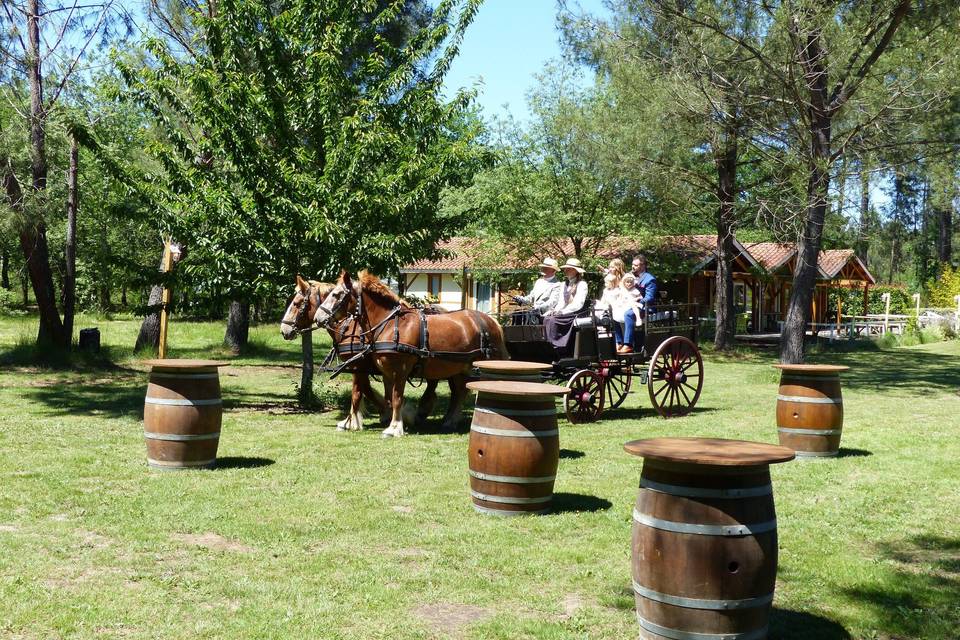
[827,284,911,317]
[0,288,17,314]
[926,264,960,309]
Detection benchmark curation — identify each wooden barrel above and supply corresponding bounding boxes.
[774,364,849,458]
[473,360,552,383]
[143,359,227,470]
[625,438,794,640]
[466,381,568,516]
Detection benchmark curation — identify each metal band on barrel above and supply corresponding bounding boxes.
[777,427,842,436]
[640,478,772,499]
[472,504,550,516]
[469,470,556,484]
[470,490,551,504]
[632,581,773,610]
[144,397,222,406]
[637,615,768,640]
[147,458,216,468]
[794,450,839,457]
[144,431,220,442]
[633,509,776,537]
[776,394,842,405]
[470,425,559,438]
[149,372,219,380]
[473,406,557,418]
[779,374,840,382]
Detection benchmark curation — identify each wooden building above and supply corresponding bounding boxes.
[399,235,875,332]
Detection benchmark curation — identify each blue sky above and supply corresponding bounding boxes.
[442,0,610,122]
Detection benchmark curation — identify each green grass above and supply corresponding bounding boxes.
[1,316,958,639]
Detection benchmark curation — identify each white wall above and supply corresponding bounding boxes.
[404,273,463,311]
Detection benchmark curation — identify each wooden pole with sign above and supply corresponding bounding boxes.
[158,238,173,359]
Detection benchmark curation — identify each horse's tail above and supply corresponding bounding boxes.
[484,314,510,360]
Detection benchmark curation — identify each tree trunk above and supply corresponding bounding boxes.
[63,137,78,345]
[223,300,250,353]
[135,285,164,353]
[781,29,831,364]
[1,250,9,289]
[937,205,952,264]
[857,160,870,267]
[714,131,738,351]
[299,332,314,406]
[121,284,127,307]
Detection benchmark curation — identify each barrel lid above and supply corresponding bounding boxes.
[624,437,795,466]
[773,364,849,373]
[474,360,553,372]
[143,359,229,369]
[467,380,569,396]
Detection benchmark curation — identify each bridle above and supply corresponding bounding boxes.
[315,282,360,333]
[281,284,321,336]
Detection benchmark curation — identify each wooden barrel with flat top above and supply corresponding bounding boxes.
[473,360,552,383]
[774,364,849,458]
[143,359,227,470]
[467,380,568,516]
[625,438,794,640]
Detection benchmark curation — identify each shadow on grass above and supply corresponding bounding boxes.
[559,449,585,459]
[841,535,960,639]
[769,608,851,639]
[604,404,717,421]
[806,344,960,396]
[549,492,612,514]
[837,447,872,458]
[214,456,275,469]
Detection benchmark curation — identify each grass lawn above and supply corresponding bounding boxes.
[0,314,958,639]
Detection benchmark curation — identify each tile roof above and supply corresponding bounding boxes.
[744,242,796,272]
[401,236,873,283]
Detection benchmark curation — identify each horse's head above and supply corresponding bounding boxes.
[313,270,358,329]
[280,275,332,340]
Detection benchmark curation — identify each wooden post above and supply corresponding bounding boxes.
[954,295,960,333]
[862,283,869,316]
[912,293,920,317]
[158,238,173,359]
[882,292,891,334]
[836,292,842,337]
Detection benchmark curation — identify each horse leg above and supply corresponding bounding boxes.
[413,379,439,427]
[357,372,390,431]
[439,374,469,432]
[336,374,366,431]
[382,367,410,438]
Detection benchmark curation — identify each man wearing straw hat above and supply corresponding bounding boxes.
[544,258,589,357]
[512,257,562,324]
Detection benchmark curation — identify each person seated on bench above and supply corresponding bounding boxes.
[623,254,657,340]
[511,257,562,325]
[613,273,643,353]
[595,272,619,318]
[544,258,589,357]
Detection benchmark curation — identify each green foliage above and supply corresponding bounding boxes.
[0,288,16,314]
[926,264,960,308]
[102,0,485,309]
[828,285,912,316]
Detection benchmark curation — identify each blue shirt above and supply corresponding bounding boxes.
[635,271,657,306]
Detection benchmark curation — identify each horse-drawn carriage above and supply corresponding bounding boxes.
[500,304,704,423]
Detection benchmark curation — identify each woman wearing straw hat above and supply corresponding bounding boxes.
[544,258,589,357]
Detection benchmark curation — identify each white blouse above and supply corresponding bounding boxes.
[553,278,589,315]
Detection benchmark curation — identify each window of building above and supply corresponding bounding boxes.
[428,274,442,297]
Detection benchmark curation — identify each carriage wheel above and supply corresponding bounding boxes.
[647,336,703,418]
[564,369,605,424]
[600,365,632,410]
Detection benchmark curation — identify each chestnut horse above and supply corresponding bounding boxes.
[314,270,508,437]
[279,276,443,431]
[280,276,390,431]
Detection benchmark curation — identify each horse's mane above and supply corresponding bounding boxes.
[357,270,408,307]
[310,281,335,298]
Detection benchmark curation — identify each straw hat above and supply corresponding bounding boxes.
[539,257,559,271]
[560,258,585,275]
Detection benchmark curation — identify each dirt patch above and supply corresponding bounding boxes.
[78,530,112,550]
[558,593,589,620]
[393,547,428,559]
[0,524,19,532]
[225,401,312,415]
[392,505,414,514]
[171,532,254,553]
[413,603,491,637]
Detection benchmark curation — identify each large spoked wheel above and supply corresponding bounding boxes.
[647,336,703,418]
[564,369,605,424]
[600,365,632,410]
